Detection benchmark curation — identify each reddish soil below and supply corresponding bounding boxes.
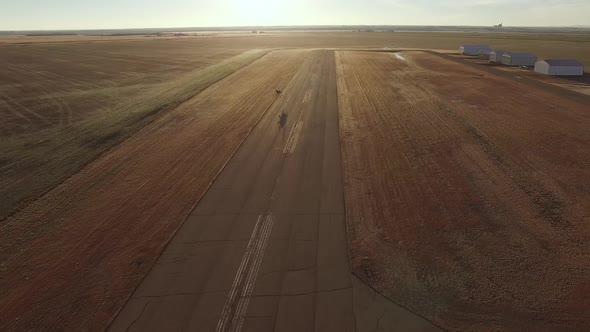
[0,50,307,331]
[336,50,590,331]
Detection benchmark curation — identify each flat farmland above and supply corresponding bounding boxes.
[0,40,252,135]
[1,31,590,331]
[0,50,307,331]
[0,39,266,220]
[3,31,590,64]
[336,51,590,330]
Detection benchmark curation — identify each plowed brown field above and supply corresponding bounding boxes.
[0,50,307,331]
[336,50,590,331]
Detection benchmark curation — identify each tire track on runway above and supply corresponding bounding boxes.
[232,214,276,331]
[216,213,277,332]
[216,215,264,332]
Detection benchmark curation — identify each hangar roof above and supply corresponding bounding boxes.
[543,59,584,66]
[504,53,537,58]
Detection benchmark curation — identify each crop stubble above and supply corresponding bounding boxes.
[0,43,266,221]
[0,50,308,331]
[336,50,590,331]
[0,40,251,135]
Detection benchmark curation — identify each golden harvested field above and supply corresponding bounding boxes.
[336,50,590,331]
[0,49,307,331]
[0,40,267,220]
[0,40,251,135]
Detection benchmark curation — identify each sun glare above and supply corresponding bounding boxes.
[228,0,294,25]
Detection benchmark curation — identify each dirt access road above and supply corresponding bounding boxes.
[109,50,440,332]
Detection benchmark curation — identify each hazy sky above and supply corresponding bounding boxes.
[1,0,589,30]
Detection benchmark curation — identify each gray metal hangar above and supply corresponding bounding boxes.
[460,45,492,56]
[490,50,511,63]
[501,53,537,67]
[534,60,584,76]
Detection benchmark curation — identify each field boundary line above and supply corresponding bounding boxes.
[104,49,292,330]
[333,50,360,332]
[333,50,353,274]
[351,273,450,332]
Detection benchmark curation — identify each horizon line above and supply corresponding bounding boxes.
[2,24,590,33]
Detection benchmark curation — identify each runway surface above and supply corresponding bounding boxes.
[110,50,441,332]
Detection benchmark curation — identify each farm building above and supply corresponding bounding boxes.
[534,60,584,76]
[490,50,511,63]
[478,49,493,60]
[459,45,492,56]
[501,53,537,67]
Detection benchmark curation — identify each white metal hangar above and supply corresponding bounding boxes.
[500,53,537,67]
[534,60,584,76]
[460,45,492,56]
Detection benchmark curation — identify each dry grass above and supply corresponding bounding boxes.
[0,48,268,220]
[337,50,590,331]
[0,40,254,135]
